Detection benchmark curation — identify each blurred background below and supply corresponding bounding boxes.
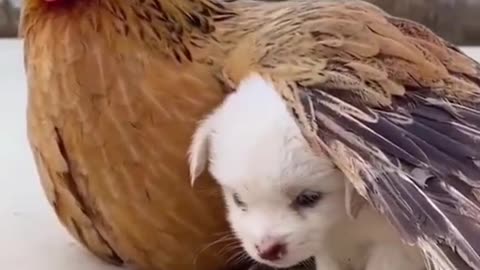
[0,0,20,38]
[1,0,480,44]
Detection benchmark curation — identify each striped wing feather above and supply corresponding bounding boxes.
[294,81,480,270]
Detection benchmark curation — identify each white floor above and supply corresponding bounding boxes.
[0,39,479,270]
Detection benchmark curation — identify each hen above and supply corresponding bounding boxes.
[20,0,480,269]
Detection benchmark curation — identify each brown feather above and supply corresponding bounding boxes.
[21,1,242,269]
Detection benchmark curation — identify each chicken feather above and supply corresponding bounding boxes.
[222,1,480,269]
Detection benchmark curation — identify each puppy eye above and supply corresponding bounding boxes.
[292,190,322,209]
[233,193,247,210]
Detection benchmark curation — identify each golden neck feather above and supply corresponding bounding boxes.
[20,0,236,62]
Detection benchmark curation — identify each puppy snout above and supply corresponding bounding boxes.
[255,240,287,261]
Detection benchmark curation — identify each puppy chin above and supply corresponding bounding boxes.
[253,256,305,269]
[244,246,309,269]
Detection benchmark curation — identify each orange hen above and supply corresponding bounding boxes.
[20,0,246,269]
[20,0,480,270]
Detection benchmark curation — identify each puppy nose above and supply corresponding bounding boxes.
[255,241,287,261]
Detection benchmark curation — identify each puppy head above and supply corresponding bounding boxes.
[188,74,364,268]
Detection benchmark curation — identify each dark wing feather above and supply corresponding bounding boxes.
[295,85,480,269]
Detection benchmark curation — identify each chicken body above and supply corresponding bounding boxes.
[21,1,243,269]
[20,0,480,269]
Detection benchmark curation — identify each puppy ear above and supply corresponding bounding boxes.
[188,115,214,187]
[344,181,366,219]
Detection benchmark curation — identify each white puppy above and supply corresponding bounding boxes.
[188,73,425,270]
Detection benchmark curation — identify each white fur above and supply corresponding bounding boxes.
[188,73,425,270]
